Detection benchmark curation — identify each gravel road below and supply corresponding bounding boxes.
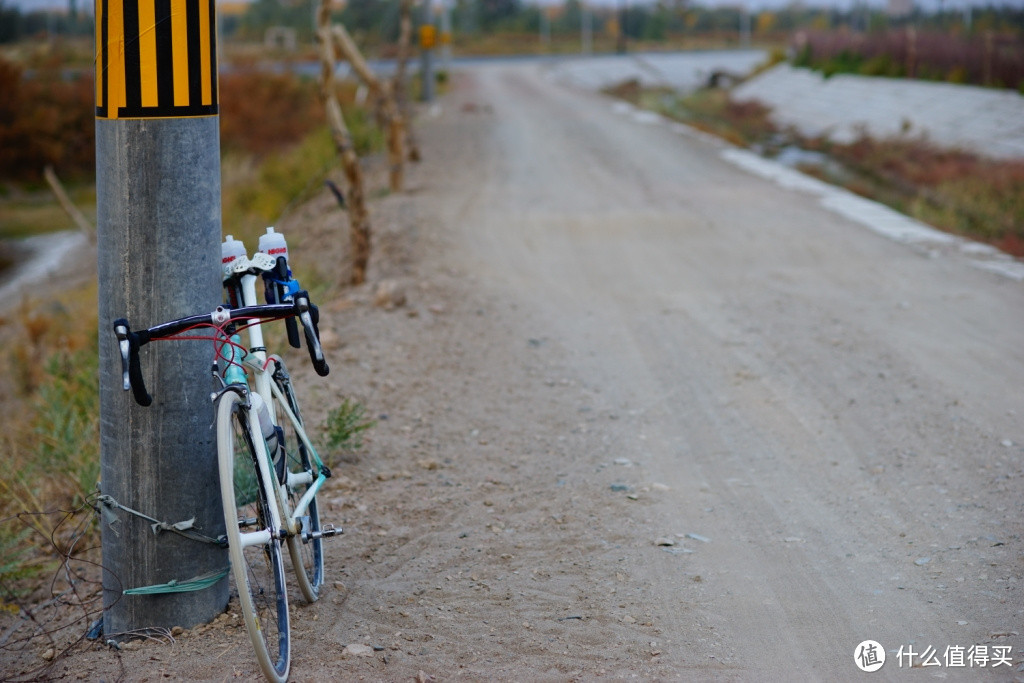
[9,61,1023,681]
[404,62,1024,680]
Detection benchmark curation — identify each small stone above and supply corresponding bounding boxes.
[626,494,639,500]
[1001,439,1014,448]
[957,620,969,626]
[685,533,711,543]
[318,328,342,350]
[171,626,184,636]
[651,483,670,491]
[343,643,375,657]
[915,557,931,566]
[41,647,56,661]
[334,581,347,591]
[417,459,440,470]
[609,484,630,492]
[374,280,407,309]
[613,458,632,466]
[655,537,675,547]
[622,615,636,624]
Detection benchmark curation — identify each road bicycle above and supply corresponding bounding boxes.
[113,234,337,682]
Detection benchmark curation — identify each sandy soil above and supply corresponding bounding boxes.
[3,62,1024,681]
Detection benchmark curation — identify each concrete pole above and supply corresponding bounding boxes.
[440,0,452,74]
[581,2,592,55]
[740,5,750,48]
[540,8,550,51]
[96,0,227,635]
[617,0,627,54]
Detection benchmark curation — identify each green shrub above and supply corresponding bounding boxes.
[322,399,375,462]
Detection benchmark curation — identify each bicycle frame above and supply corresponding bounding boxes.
[224,261,329,541]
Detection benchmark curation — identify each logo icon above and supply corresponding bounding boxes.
[855,640,886,672]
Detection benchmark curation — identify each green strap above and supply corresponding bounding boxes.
[123,568,229,595]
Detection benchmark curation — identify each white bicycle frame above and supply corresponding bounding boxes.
[225,254,328,542]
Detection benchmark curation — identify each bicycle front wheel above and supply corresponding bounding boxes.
[217,390,291,683]
[272,360,324,604]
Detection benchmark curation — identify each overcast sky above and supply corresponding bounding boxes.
[7,0,1023,14]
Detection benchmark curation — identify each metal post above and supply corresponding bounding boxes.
[96,0,227,635]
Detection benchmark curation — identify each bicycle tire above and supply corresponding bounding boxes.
[217,390,291,683]
[272,360,324,604]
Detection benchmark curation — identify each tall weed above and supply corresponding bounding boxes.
[0,293,100,595]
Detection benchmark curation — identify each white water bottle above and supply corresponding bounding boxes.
[221,234,247,267]
[250,393,278,455]
[257,226,288,264]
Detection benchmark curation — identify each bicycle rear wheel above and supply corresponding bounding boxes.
[272,360,324,604]
[217,390,290,683]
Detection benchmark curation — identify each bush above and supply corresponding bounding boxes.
[791,29,1024,90]
[322,399,375,463]
[219,70,326,157]
[0,56,95,183]
[0,297,100,595]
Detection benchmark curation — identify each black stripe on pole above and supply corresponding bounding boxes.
[97,0,108,117]
[98,0,217,119]
[153,0,175,113]
[122,0,142,112]
[185,0,202,108]
[207,0,217,107]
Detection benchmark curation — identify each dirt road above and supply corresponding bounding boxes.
[14,62,1023,681]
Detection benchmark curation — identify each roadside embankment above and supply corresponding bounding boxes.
[732,63,1024,160]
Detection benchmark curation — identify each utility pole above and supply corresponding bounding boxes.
[96,0,228,636]
[420,0,435,102]
[617,0,627,54]
[439,0,452,75]
[540,7,550,51]
[740,5,750,48]
[581,1,592,55]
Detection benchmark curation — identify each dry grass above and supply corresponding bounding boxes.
[793,29,1024,91]
[806,135,1024,256]
[609,81,1024,258]
[0,284,100,603]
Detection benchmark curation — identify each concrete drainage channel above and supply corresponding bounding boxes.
[606,98,1024,283]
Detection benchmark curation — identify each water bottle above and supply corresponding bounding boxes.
[221,234,247,267]
[257,226,288,264]
[250,393,279,456]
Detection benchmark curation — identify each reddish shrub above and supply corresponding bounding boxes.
[218,70,325,157]
[0,57,95,183]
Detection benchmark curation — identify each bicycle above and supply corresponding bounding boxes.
[113,236,337,682]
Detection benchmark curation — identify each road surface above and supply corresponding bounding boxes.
[11,59,1022,682]
[396,62,1024,678]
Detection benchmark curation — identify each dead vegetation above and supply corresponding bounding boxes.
[608,79,1024,258]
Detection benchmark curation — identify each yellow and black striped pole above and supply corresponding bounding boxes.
[95,0,218,119]
[96,0,227,637]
